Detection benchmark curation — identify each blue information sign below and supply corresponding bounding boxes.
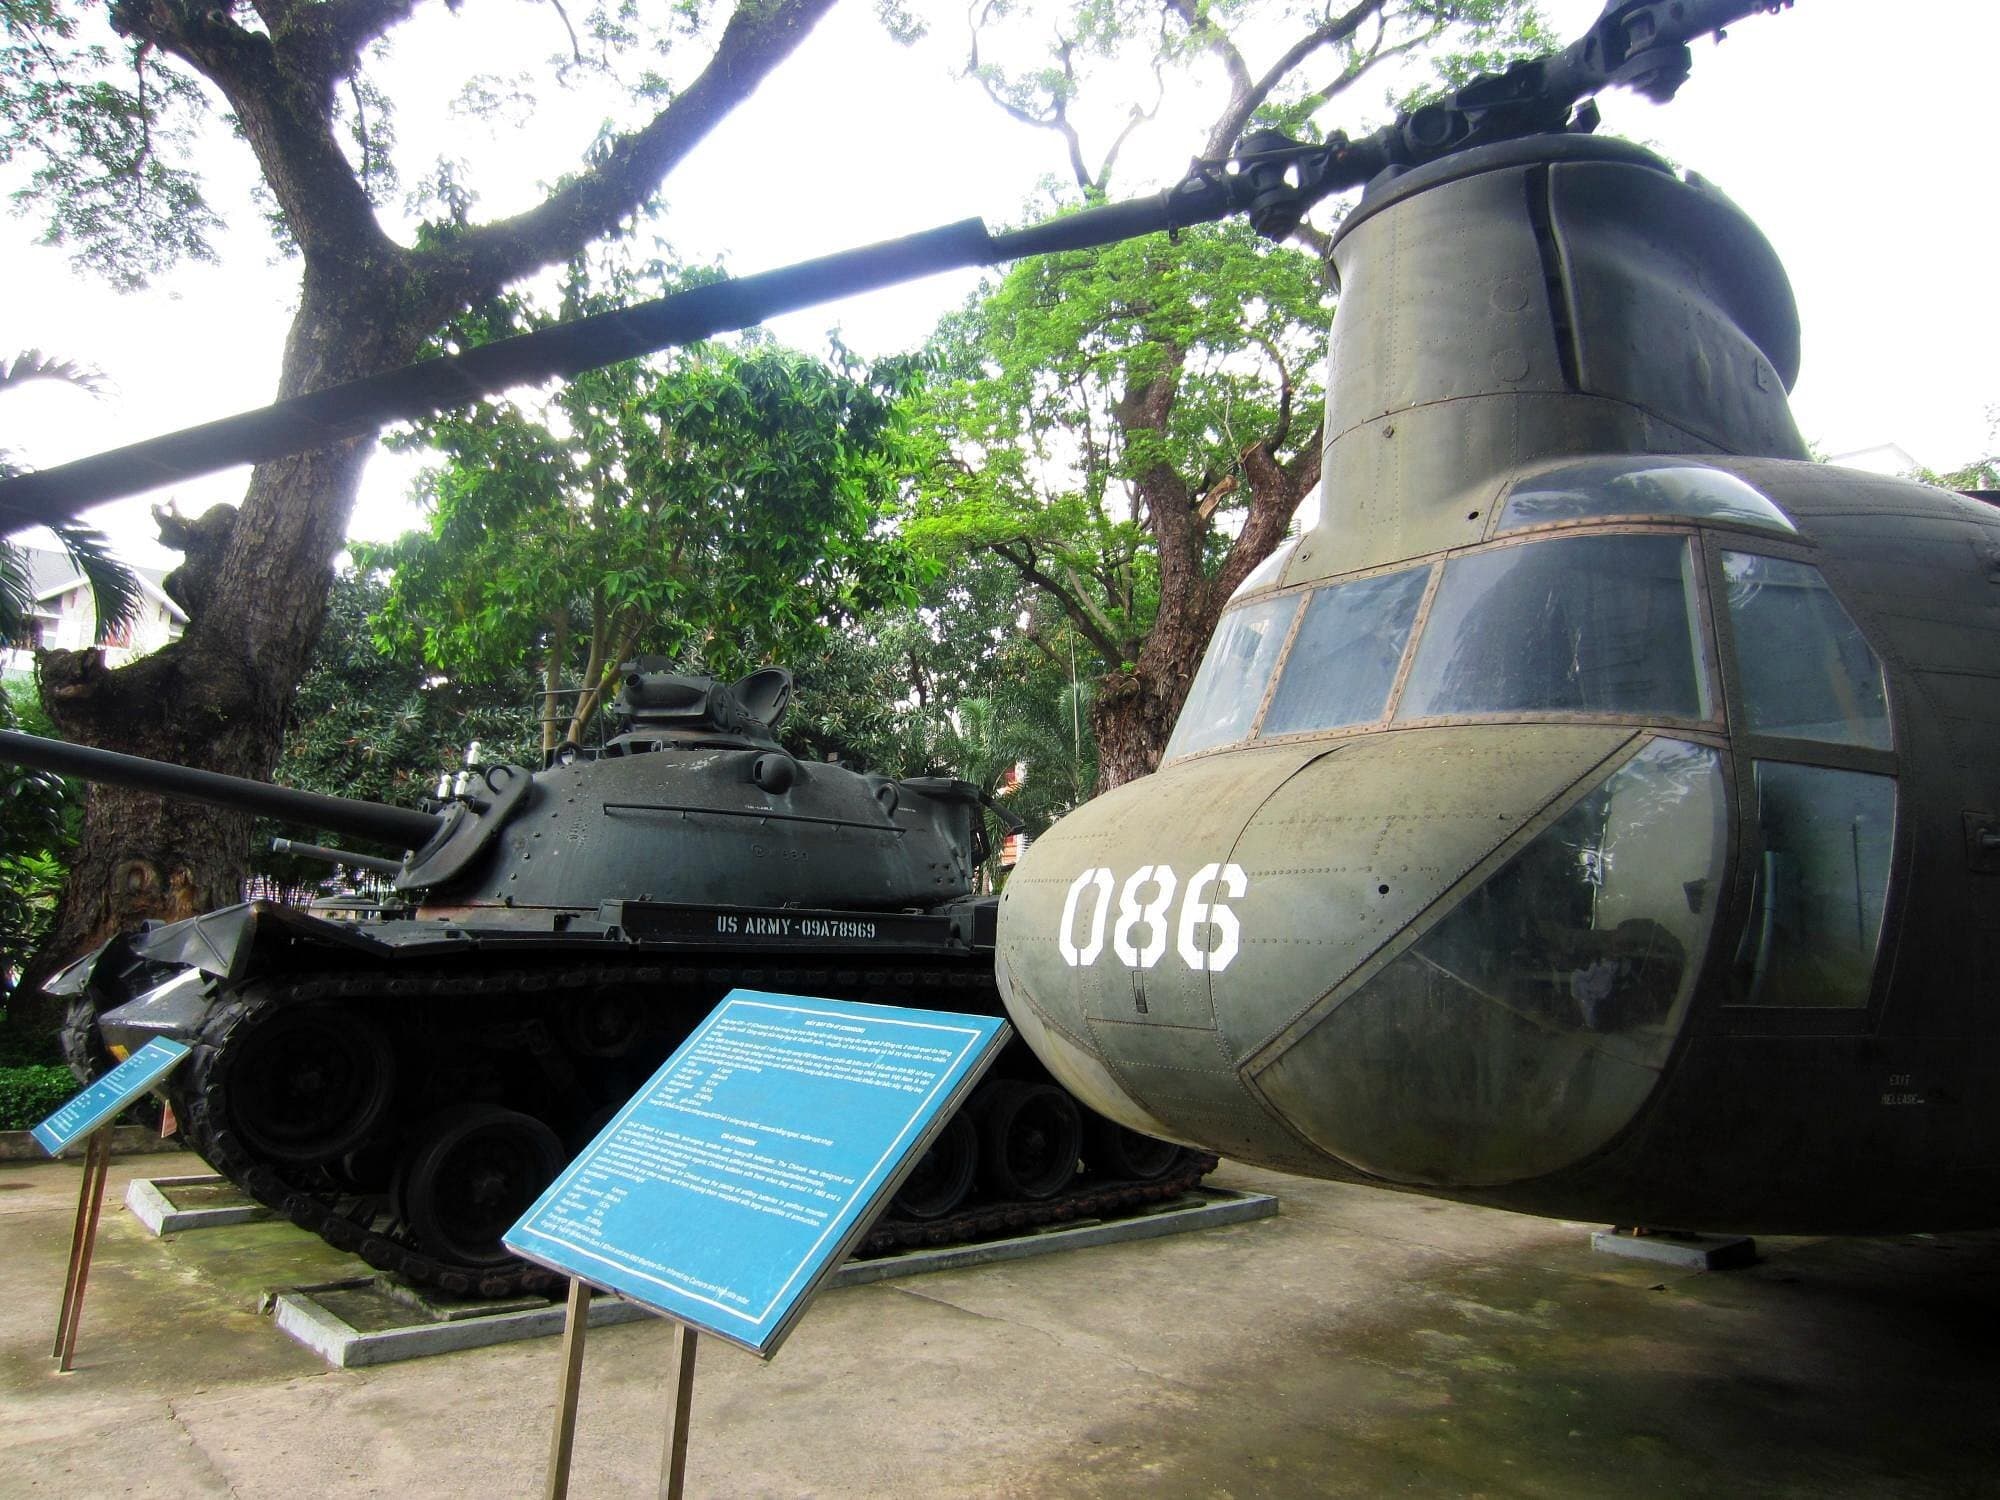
[31,1037,190,1156]
[506,990,1009,1357]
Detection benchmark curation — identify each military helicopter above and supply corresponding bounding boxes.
[5,0,1994,1255]
[995,135,2000,1236]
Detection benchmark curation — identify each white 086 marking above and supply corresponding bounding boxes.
[1059,863,1248,972]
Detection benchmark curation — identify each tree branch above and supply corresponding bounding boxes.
[272,0,424,89]
[546,0,587,67]
[570,609,642,740]
[965,16,1093,191]
[1161,0,1250,118]
[991,539,1125,664]
[1091,59,1165,195]
[1203,0,1385,156]
[441,0,838,297]
[113,0,395,270]
[1291,12,1444,122]
[1212,423,1323,603]
[1251,331,1295,454]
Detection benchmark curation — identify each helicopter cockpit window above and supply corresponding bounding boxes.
[1260,566,1430,737]
[1164,595,1300,760]
[1395,534,1711,721]
[1499,460,1796,534]
[1228,532,1301,603]
[1298,737,1726,1184]
[1721,553,1891,749]
[1731,762,1895,1008]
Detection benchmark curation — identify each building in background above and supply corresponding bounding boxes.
[1,546,186,681]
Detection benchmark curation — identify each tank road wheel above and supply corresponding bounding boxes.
[226,1005,394,1165]
[1084,1114,1183,1183]
[891,1111,978,1221]
[977,1081,1082,1202]
[398,1105,565,1269]
[559,991,647,1058]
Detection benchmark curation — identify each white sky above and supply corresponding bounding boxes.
[3,0,1995,572]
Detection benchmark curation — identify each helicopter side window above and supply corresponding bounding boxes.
[1720,553,1891,749]
[1395,534,1710,721]
[1259,566,1430,737]
[1499,460,1797,534]
[1164,595,1301,760]
[1730,762,1895,1008]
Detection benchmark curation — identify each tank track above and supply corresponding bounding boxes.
[167,955,1214,1299]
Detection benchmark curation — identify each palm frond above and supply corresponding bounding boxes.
[51,524,142,637]
[0,541,33,640]
[0,349,108,397]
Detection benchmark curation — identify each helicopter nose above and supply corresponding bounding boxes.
[997,726,1729,1190]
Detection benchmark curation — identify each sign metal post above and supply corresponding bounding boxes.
[31,1037,192,1373]
[658,1320,698,1500]
[52,1130,112,1371]
[509,990,1009,1500]
[544,1278,594,1500]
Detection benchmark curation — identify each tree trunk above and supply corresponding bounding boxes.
[1088,439,1320,794]
[1090,574,1231,792]
[13,274,405,1044]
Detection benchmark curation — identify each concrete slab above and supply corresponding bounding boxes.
[1591,1227,1758,1270]
[126,1174,277,1236]
[4,1148,2000,1497]
[829,1186,1280,1288]
[271,1277,658,1368]
[266,1188,1279,1368]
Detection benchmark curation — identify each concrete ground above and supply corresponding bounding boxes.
[4,1149,1999,1499]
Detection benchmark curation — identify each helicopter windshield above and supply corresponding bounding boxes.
[1260,567,1429,737]
[1396,534,1710,722]
[1164,594,1300,759]
[1166,533,1716,761]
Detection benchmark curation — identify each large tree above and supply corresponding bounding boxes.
[912,0,1545,787]
[3,0,836,1031]
[365,275,926,759]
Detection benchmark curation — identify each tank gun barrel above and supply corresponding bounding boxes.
[0,0,1792,531]
[0,729,441,852]
[270,837,407,876]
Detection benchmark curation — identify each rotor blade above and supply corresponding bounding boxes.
[0,182,1236,533]
[0,220,995,532]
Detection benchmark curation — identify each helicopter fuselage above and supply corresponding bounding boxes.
[994,136,2000,1234]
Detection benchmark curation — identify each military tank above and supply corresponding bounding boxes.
[1,664,1208,1297]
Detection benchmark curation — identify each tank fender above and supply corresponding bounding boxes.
[111,899,400,985]
[97,967,217,1055]
[43,936,130,998]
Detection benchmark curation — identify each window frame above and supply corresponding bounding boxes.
[1386,526,1724,732]
[1703,538,1904,1030]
